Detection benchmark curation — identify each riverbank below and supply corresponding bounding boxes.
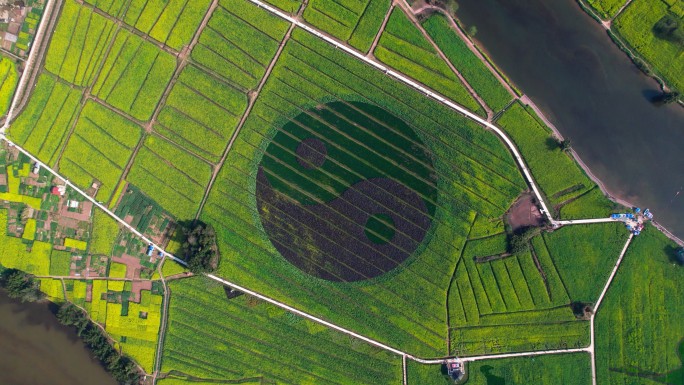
[576,0,683,107]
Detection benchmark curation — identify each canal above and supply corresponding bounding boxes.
[0,290,117,385]
[455,0,684,238]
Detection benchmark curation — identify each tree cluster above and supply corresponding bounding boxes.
[653,14,684,47]
[508,227,540,254]
[181,221,219,274]
[0,269,44,302]
[56,303,141,385]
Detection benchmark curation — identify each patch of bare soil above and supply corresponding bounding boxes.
[505,192,544,232]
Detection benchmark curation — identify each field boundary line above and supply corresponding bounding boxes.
[246,0,555,224]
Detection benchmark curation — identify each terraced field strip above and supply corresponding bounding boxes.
[243,0,556,224]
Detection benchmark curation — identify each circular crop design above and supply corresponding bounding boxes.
[256,102,438,282]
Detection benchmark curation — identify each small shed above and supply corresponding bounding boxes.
[445,359,465,382]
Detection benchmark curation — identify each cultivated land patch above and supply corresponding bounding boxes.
[0,57,19,116]
[201,27,526,356]
[585,0,629,19]
[92,29,176,121]
[162,277,403,384]
[8,74,82,167]
[84,0,212,50]
[127,135,212,220]
[58,101,142,201]
[374,7,482,115]
[303,0,391,52]
[265,0,304,13]
[154,65,247,163]
[44,0,116,87]
[191,0,290,91]
[256,101,438,282]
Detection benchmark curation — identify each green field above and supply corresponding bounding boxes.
[191,0,290,90]
[154,65,247,163]
[585,0,629,19]
[541,223,628,303]
[9,74,82,167]
[44,0,116,87]
[265,0,303,13]
[127,135,212,220]
[200,27,526,356]
[374,8,483,114]
[49,250,72,276]
[303,0,391,52]
[596,227,684,384]
[0,57,19,115]
[0,210,52,276]
[423,14,513,113]
[85,0,212,50]
[58,101,142,201]
[558,187,620,219]
[90,210,120,255]
[92,29,176,121]
[613,0,684,94]
[496,102,594,209]
[161,277,403,384]
[407,353,591,384]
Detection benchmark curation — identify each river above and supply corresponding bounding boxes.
[455,0,684,239]
[0,290,117,385]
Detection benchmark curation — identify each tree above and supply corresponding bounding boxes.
[661,91,680,104]
[468,25,478,37]
[182,221,220,274]
[559,138,572,152]
[56,302,90,335]
[0,269,44,302]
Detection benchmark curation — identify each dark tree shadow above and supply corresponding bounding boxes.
[480,365,505,385]
[663,244,684,265]
[545,137,560,151]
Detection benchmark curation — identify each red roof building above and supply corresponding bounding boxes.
[51,186,60,195]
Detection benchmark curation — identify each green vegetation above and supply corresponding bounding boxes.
[202,27,525,356]
[161,259,186,277]
[22,218,36,240]
[464,353,591,384]
[375,8,483,114]
[596,227,684,384]
[56,302,143,384]
[303,0,391,52]
[0,211,51,276]
[496,102,594,208]
[541,223,628,303]
[92,29,176,121]
[154,65,247,162]
[85,0,212,50]
[265,0,302,13]
[613,0,684,95]
[90,210,120,255]
[108,262,127,278]
[39,278,65,302]
[0,269,44,302]
[585,0,628,19]
[49,250,72,276]
[191,0,290,90]
[45,0,116,87]
[423,14,513,113]
[0,57,19,115]
[64,237,88,250]
[558,187,619,219]
[9,74,82,167]
[127,135,212,220]
[59,101,142,200]
[177,222,219,273]
[162,277,403,384]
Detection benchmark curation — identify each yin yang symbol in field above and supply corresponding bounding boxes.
[256,102,438,282]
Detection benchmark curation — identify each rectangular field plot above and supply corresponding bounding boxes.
[59,101,142,200]
[161,277,403,384]
[84,0,212,50]
[496,102,594,206]
[0,57,18,115]
[127,135,212,220]
[191,0,290,90]
[423,14,513,113]
[154,65,248,162]
[201,29,526,357]
[44,0,116,87]
[303,0,391,52]
[374,8,483,114]
[93,29,176,121]
[464,353,591,385]
[8,74,82,167]
[596,229,684,384]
